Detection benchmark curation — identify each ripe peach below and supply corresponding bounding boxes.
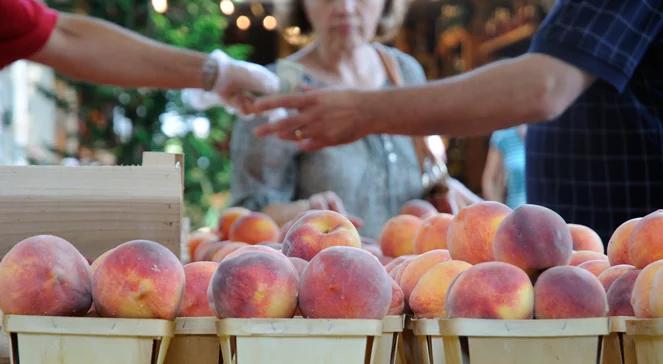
[283,210,361,261]
[400,199,437,219]
[534,266,608,319]
[93,240,185,319]
[209,251,298,318]
[299,247,392,319]
[399,249,451,300]
[629,211,663,269]
[414,213,454,254]
[569,224,604,253]
[607,218,640,266]
[179,262,218,317]
[493,204,572,278]
[0,235,92,316]
[446,262,533,319]
[569,250,609,266]
[607,270,640,316]
[448,201,511,264]
[380,215,422,257]
[577,259,610,277]
[598,265,636,292]
[216,207,250,240]
[388,279,405,315]
[228,212,280,244]
[631,260,663,318]
[409,260,472,318]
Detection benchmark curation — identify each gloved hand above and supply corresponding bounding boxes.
[183,49,280,114]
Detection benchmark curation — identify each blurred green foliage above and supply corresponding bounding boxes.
[45,0,249,228]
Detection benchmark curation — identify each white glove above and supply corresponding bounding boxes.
[210,49,280,113]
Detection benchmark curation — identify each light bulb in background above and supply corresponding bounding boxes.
[263,15,277,31]
[236,16,251,30]
[152,0,168,13]
[220,0,235,15]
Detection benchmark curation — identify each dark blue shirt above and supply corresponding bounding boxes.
[527,0,663,244]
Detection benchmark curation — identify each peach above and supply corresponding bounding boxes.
[578,260,610,277]
[209,251,299,318]
[446,262,533,319]
[0,235,92,316]
[647,265,663,318]
[179,262,218,317]
[260,242,283,251]
[282,210,361,261]
[217,207,250,240]
[277,212,308,244]
[409,260,472,318]
[379,256,395,266]
[187,230,218,262]
[598,265,636,292]
[631,260,663,318]
[210,241,249,262]
[380,215,423,257]
[448,201,512,264]
[399,249,452,300]
[607,218,640,266]
[193,240,226,262]
[534,266,608,319]
[629,211,663,269]
[288,257,309,277]
[388,279,405,315]
[385,255,413,273]
[607,269,640,316]
[400,199,438,219]
[414,213,454,254]
[224,245,288,262]
[494,204,572,277]
[569,250,609,266]
[93,240,185,319]
[393,258,414,286]
[569,224,604,253]
[91,248,115,274]
[228,212,280,244]
[299,246,392,319]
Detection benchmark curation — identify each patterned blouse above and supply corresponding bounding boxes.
[230,47,428,238]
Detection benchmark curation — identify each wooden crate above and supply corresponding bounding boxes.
[217,318,384,364]
[603,317,638,364]
[410,318,609,364]
[626,318,663,364]
[374,315,405,364]
[0,152,183,258]
[3,315,174,364]
[165,317,220,364]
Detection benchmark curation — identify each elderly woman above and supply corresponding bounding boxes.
[230,0,465,238]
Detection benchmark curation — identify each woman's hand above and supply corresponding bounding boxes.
[308,191,364,228]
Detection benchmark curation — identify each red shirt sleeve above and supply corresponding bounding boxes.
[0,0,59,69]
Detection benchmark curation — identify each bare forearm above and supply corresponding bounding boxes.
[30,13,205,89]
[365,54,593,136]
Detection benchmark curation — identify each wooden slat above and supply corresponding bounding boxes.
[174,317,217,335]
[469,336,600,364]
[217,318,382,337]
[3,315,174,337]
[412,318,609,337]
[627,318,663,336]
[165,335,219,364]
[0,152,182,258]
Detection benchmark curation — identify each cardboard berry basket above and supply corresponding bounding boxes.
[409,317,609,364]
[216,317,398,364]
[374,315,405,364]
[164,317,220,364]
[602,316,638,364]
[0,152,183,259]
[2,315,174,364]
[626,318,663,364]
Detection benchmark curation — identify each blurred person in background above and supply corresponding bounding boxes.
[482,125,526,208]
[226,0,480,237]
[1,0,278,110]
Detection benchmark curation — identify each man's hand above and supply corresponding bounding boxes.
[251,88,376,151]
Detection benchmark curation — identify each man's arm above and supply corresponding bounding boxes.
[28,12,206,89]
[253,53,594,150]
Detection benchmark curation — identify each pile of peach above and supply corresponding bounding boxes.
[377,200,663,320]
[0,209,397,320]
